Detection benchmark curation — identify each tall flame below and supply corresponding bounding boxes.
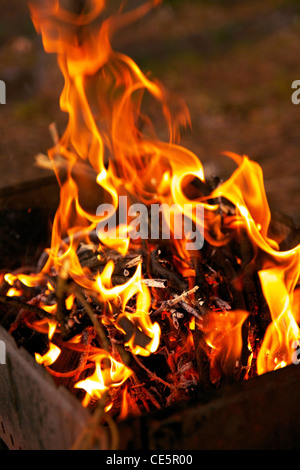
[209,152,300,373]
[204,310,249,379]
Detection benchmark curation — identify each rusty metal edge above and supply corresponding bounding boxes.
[117,363,300,450]
[1,320,300,451]
[0,325,93,450]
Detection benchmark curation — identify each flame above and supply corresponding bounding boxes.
[30,301,58,339]
[65,293,75,310]
[204,310,249,378]
[209,152,300,373]
[4,0,297,414]
[118,386,129,420]
[27,0,195,281]
[74,352,132,407]
[6,288,22,297]
[4,272,46,288]
[94,261,160,356]
[257,267,300,374]
[35,342,61,367]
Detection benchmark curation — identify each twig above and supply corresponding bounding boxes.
[35,152,97,182]
[71,391,112,450]
[104,412,119,450]
[55,260,70,338]
[45,362,94,378]
[0,295,54,320]
[140,278,167,288]
[194,324,213,392]
[151,285,199,316]
[72,288,110,352]
[150,249,188,290]
[178,300,203,322]
[141,386,161,410]
[133,354,175,390]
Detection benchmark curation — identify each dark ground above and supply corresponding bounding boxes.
[0,0,300,226]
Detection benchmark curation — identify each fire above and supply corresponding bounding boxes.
[35,342,61,367]
[6,288,22,297]
[208,152,300,373]
[204,310,249,379]
[257,267,300,374]
[118,386,130,421]
[1,0,299,423]
[75,353,132,407]
[94,260,160,356]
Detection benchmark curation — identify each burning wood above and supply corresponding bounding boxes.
[0,210,297,419]
[0,0,300,447]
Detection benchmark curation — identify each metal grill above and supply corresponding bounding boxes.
[0,325,91,450]
[1,323,300,450]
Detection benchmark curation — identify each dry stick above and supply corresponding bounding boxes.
[79,249,144,273]
[104,413,119,450]
[140,278,167,288]
[71,390,118,450]
[36,123,98,190]
[151,285,200,317]
[141,386,161,410]
[133,354,175,390]
[194,324,213,392]
[178,299,203,322]
[55,260,70,338]
[89,393,120,450]
[72,288,110,352]
[94,392,119,451]
[150,250,187,291]
[0,295,54,320]
[49,122,60,150]
[123,254,144,269]
[45,362,94,378]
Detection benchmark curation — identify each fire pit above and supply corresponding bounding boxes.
[0,0,300,451]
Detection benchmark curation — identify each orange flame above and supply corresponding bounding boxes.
[209,152,300,373]
[94,261,160,356]
[204,310,249,378]
[118,386,129,420]
[6,287,22,297]
[74,352,132,407]
[257,266,300,374]
[11,0,298,412]
[35,342,61,367]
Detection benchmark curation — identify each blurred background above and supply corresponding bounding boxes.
[0,0,300,226]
